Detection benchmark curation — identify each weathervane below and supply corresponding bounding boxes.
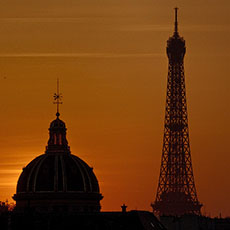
[53,78,62,118]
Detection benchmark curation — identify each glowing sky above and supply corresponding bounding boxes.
[0,0,229,217]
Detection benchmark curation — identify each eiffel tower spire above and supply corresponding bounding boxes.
[174,7,179,35]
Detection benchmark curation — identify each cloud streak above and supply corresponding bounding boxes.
[0,52,164,58]
[0,17,95,23]
[1,18,229,33]
[0,183,16,187]
[119,24,230,32]
[0,169,21,174]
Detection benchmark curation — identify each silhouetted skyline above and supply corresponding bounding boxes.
[0,1,229,217]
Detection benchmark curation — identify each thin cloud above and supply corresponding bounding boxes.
[0,183,16,187]
[0,162,26,167]
[0,17,93,23]
[184,25,230,32]
[119,24,171,32]
[0,18,229,32]
[0,53,164,58]
[0,169,21,174]
[119,24,230,32]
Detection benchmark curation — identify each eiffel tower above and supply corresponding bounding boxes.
[152,8,202,216]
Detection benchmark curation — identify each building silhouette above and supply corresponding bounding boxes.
[13,82,103,213]
[152,8,202,216]
[8,84,166,230]
[13,111,102,213]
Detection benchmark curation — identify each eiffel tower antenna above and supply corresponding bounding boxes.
[174,7,178,35]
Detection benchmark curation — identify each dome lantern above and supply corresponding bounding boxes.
[46,116,70,154]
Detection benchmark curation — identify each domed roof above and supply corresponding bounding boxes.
[13,114,102,212]
[16,153,100,193]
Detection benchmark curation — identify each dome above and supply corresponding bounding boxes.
[13,115,103,213]
[16,153,99,194]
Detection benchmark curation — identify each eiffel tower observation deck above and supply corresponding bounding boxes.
[152,8,202,216]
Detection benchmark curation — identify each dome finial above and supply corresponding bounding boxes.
[53,78,62,118]
[174,7,179,35]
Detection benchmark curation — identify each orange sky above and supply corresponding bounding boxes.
[0,0,229,217]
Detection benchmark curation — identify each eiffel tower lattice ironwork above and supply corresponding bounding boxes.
[152,8,202,216]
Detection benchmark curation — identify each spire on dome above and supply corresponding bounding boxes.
[46,79,70,154]
[53,78,62,118]
[174,7,179,36]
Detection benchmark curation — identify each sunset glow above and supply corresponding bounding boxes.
[0,0,229,217]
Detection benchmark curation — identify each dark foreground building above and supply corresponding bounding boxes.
[160,215,230,230]
[0,210,166,230]
[2,208,230,230]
